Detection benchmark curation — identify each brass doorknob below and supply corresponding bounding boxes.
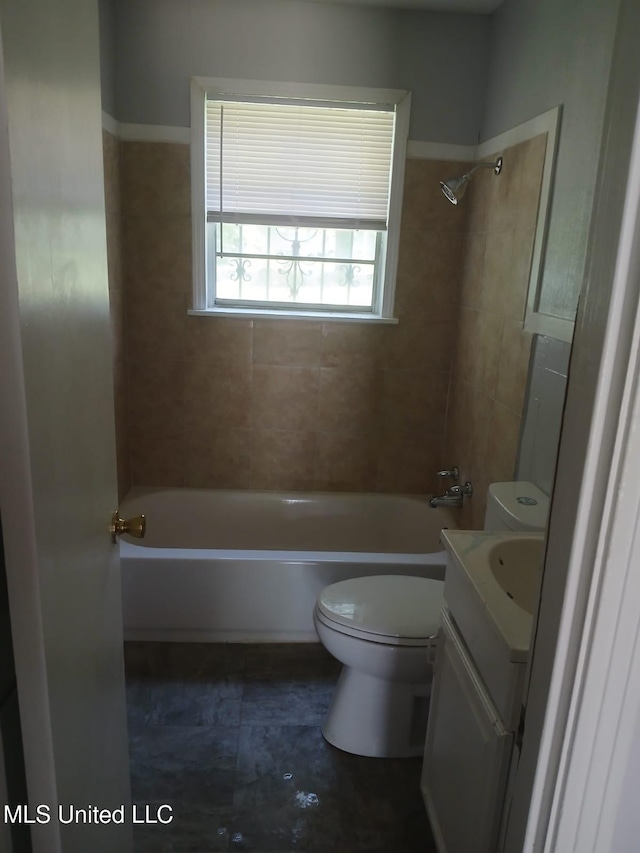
[111,511,146,543]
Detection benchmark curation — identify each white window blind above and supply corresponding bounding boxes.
[205,99,395,230]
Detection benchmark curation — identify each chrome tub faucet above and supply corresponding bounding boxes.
[430,478,473,509]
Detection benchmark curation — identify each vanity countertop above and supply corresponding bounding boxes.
[440,529,545,662]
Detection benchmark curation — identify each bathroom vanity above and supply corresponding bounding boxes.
[421,530,544,853]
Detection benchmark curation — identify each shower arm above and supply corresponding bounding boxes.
[461,156,503,183]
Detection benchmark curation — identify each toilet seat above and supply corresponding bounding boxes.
[314,607,437,647]
[316,575,444,647]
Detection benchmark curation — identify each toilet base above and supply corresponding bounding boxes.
[322,665,431,758]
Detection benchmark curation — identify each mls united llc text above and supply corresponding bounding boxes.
[4,805,173,825]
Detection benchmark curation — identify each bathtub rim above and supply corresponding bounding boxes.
[119,540,449,566]
[119,486,455,643]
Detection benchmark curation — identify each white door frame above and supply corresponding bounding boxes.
[0,27,61,853]
[0,1,131,849]
[515,0,640,848]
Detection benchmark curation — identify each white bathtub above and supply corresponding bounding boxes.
[120,487,455,643]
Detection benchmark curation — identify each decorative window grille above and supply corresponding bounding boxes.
[191,79,410,319]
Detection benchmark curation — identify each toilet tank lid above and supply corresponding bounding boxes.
[488,481,550,531]
[317,575,444,639]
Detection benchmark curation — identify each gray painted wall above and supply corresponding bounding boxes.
[102,0,624,506]
[98,0,116,116]
[110,0,491,144]
[517,335,571,496]
[482,0,621,322]
[483,0,620,499]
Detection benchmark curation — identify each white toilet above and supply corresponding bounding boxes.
[313,480,549,758]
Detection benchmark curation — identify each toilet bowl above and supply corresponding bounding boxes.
[313,574,444,758]
[315,480,550,758]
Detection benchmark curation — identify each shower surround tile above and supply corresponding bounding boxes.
[126,288,189,363]
[383,317,456,372]
[394,231,464,323]
[129,430,185,488]
[487,403,521,484]
[103,129,130,499]
[443,132,548,520]
[317,368,382,432]
[253,320,322,367]
[480,230,515,314]
[250,429,317,491]
[184,316,254,367]
[126,643,436,853]
[252,365,320,432]
[183,363,252,431]
[376,432,443,494]
[315,429,379,492]
[495,322,533,414]
[122,213,193,297]
[184,427,252,489]
[401,158,471,233]
[381,369,449,434]
[107,130,546,500]
[121,141,191,218]
[108,141,468,495]
[320,323,387,369]
[128,358,185,440]
[516,134,548,231]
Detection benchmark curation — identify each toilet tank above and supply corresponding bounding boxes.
[484,481,549,532]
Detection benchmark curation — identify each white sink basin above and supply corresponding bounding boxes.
[488,537,544,615]
[440,530,545,728]
[441,530,544,659]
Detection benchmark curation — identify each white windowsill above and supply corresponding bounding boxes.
[187,308,399,324]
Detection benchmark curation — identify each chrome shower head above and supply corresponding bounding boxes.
[440,175,470,205]
[440,156,503,205]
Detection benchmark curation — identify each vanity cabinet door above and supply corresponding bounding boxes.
[421,609,513,853]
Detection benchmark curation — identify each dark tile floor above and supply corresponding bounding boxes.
[125,642,437,852]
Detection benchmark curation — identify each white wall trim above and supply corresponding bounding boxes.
[479,106,565,342]
[101,110,119,137]
[101,112,190,144]
[524,311,573,344]
[382,90,411,316]
[103,111,558,171]
[189,81,207,311]
[102,113,475,160]
[119,122,190,144]
[109,118,474,157]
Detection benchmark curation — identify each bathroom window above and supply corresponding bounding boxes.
[190,78,410,321]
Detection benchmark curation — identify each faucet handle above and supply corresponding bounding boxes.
[446,481,473,498]
[437,466,459,480]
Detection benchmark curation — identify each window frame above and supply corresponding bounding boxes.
[190,77,410,322]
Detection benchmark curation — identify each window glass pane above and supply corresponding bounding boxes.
[217,224,377,262]
[214,223,379,309]
[216,254,375,308]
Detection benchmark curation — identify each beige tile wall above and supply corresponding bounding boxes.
[107,140,471,494]
[444,134,547,527]
[103,130,130,499]
[103,133,543,506]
